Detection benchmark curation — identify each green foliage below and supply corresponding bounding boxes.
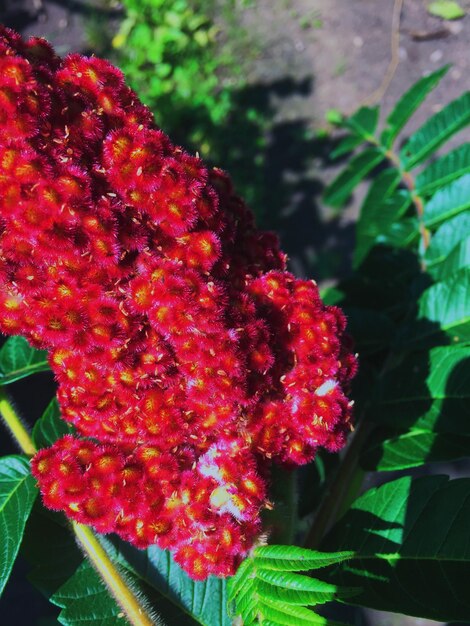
[32,398,73,450]
[316,66,470,623]
[427,0,466,19]
[0,336,49,384]
[23,505,133,626]
[228,546,354,625]
[0,456,37,596]
[111,0,234,141]
[323,475,470,621]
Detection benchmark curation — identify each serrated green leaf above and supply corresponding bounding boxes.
[254,546,353,572]
[361,430,470,471]
[51,561,133,626]
[425,211,470,268]
[0,455,37,597]
[427,0,465,19]
[354,166,412,266]
[117,542,231,626]
[23,506,135,626]
[373,345,470,433]
[416,143,470,195]
[343,106,379,139]
[0,336,49,384]
[33,398,73,450]
[434,235,470,279]
[423,173,470,227]
[23,506,196,626]
[322,475,470,621]
[323,148,384,208]
[227,557,255,599]
[257,570,349,596]
[400,91,470,168]
[235,578,257,624]
[400,267,470,347]
[381,65,449,147]
[330,135,363,159]
[259,598,349,625]
[256,579,344,607]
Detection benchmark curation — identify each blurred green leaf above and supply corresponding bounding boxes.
[324,148,384,208]
[427,0,465,19]
[381,66,449,146]
[416,143,470,195]
[424,173,470,227]
[400,91,470,168]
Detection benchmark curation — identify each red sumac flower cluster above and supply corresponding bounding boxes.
[0,26,356,579]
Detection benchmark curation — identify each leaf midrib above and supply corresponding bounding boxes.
[0,472,31,516]
[0,360,49,384]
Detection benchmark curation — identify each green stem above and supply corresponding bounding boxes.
[0,388,37,456]
[0,387,157,626]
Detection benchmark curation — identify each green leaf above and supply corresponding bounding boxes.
[381,66,449,147]
[50,561,134,626]
[424,211,470,268]
[354,166,412,266]
[229,547,354,625]
[343,106,379,139]
[323,148,384,208]
[361,430,470,471]
[254,546,354,571]
[0,456,37,596]
[258,598,349,626]
[434,235,470,279]
[330,134,363,159]
[23,506,133,626]
[256,576,348,607]
[33,398,73,450]
[323,475,470,621]
[416,143,470,195]
[374,345,470,433]
[114,542,231,626]
[427,0,466,19]
[0,336,49,384]
[423,173,470,227]
[400,267,470,347]
[400,91,470,168]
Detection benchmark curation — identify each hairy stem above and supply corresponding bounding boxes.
[0,387,157,626]
[0,388,37,456]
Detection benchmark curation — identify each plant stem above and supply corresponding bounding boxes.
[304,419,372,549]
[73,523,157,626]
[0,388,37,456]
[0,387,157,626]
[385,148,431,257]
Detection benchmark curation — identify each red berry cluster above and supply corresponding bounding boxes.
[0,26,356,579]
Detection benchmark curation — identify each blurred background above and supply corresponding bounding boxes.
[0,0,469,624]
